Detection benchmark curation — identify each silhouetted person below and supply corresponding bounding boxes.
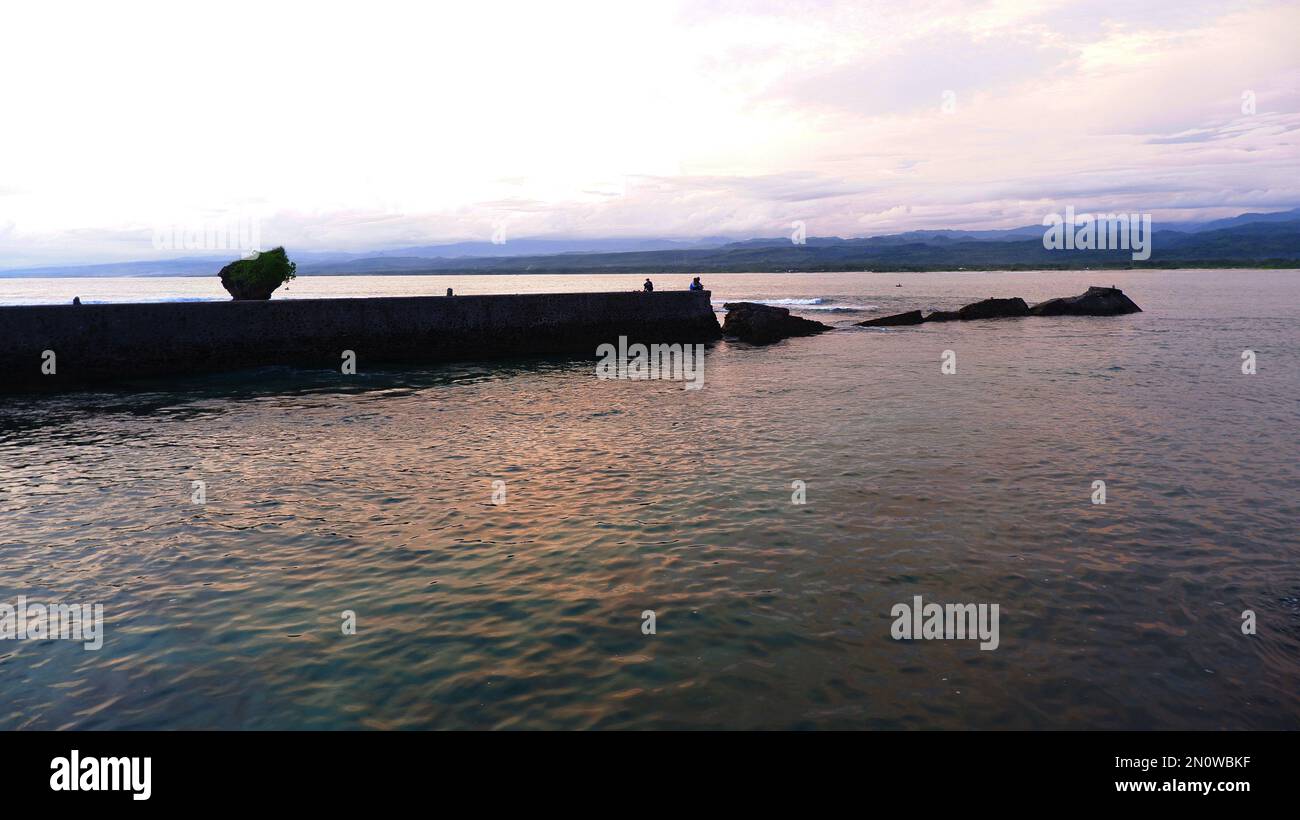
[72,296,81,305]
[689,277,703,291]
[643,278,654,292]
[447,287,454,296]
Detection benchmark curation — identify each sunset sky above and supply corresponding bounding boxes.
[1,0,1297,266]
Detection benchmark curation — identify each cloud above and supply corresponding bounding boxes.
[0,0,1297,266]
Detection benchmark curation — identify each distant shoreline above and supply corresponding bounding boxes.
[5,210,1298,278]
[288,260,1300,275]
[3,261,1298,279]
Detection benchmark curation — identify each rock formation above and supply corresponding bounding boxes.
[219,247,297,301]
[1029,286,1143,316]
[856,287,1142,328]
[923,310,961,322]
[857,309,930,326]
[722,302,831,344]
[858,310,925,327]
[956,297,1030,320]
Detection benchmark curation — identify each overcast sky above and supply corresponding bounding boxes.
[1,0,1297,266]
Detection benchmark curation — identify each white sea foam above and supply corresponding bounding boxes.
[714,297,880,313]
[756,297,826,305]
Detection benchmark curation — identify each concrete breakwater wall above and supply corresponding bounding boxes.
[1,290,723,390]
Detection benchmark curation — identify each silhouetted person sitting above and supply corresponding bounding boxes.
[689,277,703,291]
[643,278,654,292]
[72,296,81,305]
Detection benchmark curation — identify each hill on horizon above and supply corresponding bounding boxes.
[3,208,1299,278]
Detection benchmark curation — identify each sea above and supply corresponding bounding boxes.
[1,269,1296,729]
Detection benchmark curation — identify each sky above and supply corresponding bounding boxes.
[1,0,1297,267]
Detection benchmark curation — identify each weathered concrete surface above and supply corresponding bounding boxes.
[1,290,722,390]
[722,301,831,344]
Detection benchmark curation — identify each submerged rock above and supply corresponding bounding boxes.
[722,302,831,344]
[852,287,1142,331]
[858,310,924,327]
[956,297,1030,320]
[1030,286,1142,316]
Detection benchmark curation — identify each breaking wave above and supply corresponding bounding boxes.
[714,297,879,313]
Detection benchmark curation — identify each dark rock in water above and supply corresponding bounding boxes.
[1030,286,1142,316]
[957,297,1030,320]
[847,287,1141,332]
[722,302,831,344]
[858,310,924,327]
[923,310,961,322]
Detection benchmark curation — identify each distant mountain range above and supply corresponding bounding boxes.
[4,209,1299,277]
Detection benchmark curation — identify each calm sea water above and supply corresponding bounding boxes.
[1,270,1297,729]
